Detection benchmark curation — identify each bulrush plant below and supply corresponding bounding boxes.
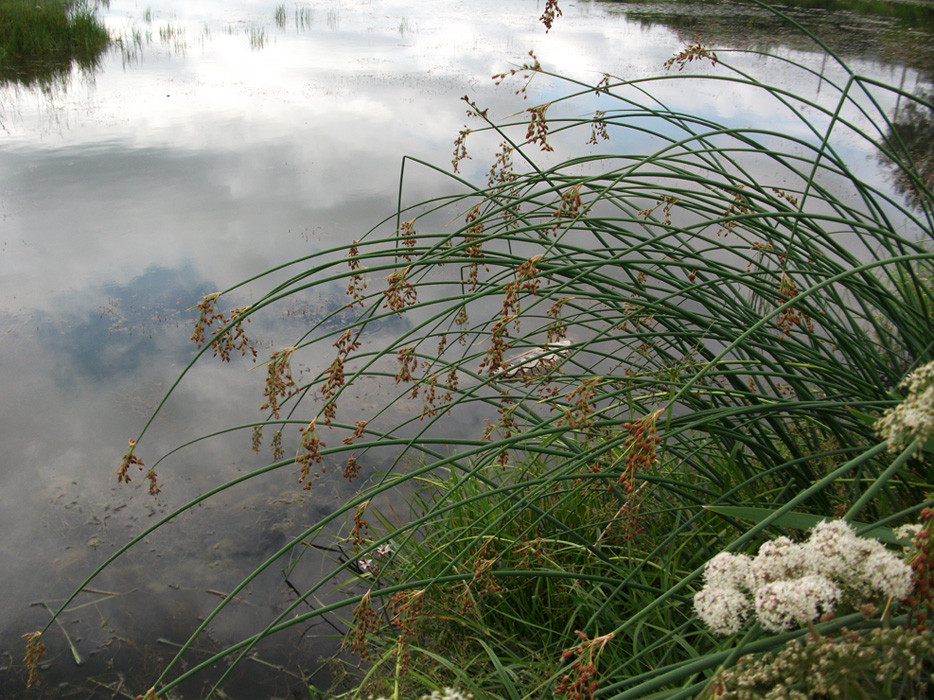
[29,3,934,699]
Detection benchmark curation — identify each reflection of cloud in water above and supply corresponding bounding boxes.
[36,264,210,381]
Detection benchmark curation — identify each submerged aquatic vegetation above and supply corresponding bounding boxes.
[28,2,934,699]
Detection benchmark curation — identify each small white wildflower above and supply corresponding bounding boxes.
[862,548,913,599]
[703,551,752,590]
[375,543,394,557]
[754,574,840,632]
[356,558,374,573]
[876,360,934,454]
[694,586,752,635]
[894,523,923,541]
[747,536,806,590]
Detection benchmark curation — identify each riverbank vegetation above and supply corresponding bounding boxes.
[28,2,934,699]
[0,0,109,86]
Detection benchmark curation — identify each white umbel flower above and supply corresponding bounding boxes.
[371,689,472,700]
[695,519,915,636]
[894,523,923,541]
[694,586,752,635]
[876,360,934,454]
[862,548,914,599]
[754,574,841,632]
[703,551,752,590]
[747,536,807,590]
[804,520,888,593]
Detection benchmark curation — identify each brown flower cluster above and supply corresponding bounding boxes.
[663,36,719,72]
[343,589,381,664]
[588,110,610,145]
[296,418,325,489]
[478,316,514,377]
[452,126,472,173]
[716,186,750,238]
[619,410,663,492]
[492,50,543,98]
[350,500,373,551]
[116,438,160,496]
[136,690,165,700]
[488,141,518,187]
[561,378,601,433]
[482,390,519,466]
[190,293,256,362]
[343,455,361,482]
[251,425,263,452]
[397,219,417,262]
[321,329,362,426]
[394,345,418,388]
[540,0,562,31]
[22,631,45,688]
[383,266,417,315]
[321,356,345,425]
[345,241,368,308]
[776,271,813,339]
[638,195,679,226]
[556,631,613,700]
[457,541,503,614]
[342,420,368,447]
[389,589,425,672]
[546,296,572,345]
[271,429,284,461]
[419,371,455,420]
[259,347,298,419]
[526,103,554,152]
[907,508,934,628]
[463,204,488,291]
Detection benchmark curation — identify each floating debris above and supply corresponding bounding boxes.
[497,339,572,381]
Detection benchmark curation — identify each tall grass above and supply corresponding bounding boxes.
[30,4,934,699]
[0,0,109,84]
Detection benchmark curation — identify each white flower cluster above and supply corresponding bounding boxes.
[695,520,913,635]
[372,689,471,700]
[876,360,934,454]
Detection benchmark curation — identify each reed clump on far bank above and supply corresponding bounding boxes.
[0,0,109,83]
[27,2,934,699]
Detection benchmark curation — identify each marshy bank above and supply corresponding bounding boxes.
[0,0,110,87]
[2,0,934,698]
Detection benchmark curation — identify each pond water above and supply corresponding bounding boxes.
[0,0,932,697]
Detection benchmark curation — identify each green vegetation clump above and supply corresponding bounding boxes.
[0,0,110,85]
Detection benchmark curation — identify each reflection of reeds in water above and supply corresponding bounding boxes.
[32,7,934,700]
[248,26,265,51]
[295,6,313,30]
[114,27,144,67]
[273,3,286,29]
[326,7,340,31]
[157,22,186,54]
[397,16,412,36]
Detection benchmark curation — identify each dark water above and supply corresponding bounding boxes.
[0,0,931,697]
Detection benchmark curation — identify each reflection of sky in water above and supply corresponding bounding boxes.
[0,0,930,695]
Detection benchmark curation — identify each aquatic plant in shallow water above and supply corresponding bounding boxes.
[27,2,934,698]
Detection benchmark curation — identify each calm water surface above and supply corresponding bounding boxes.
[0,0,931,696]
